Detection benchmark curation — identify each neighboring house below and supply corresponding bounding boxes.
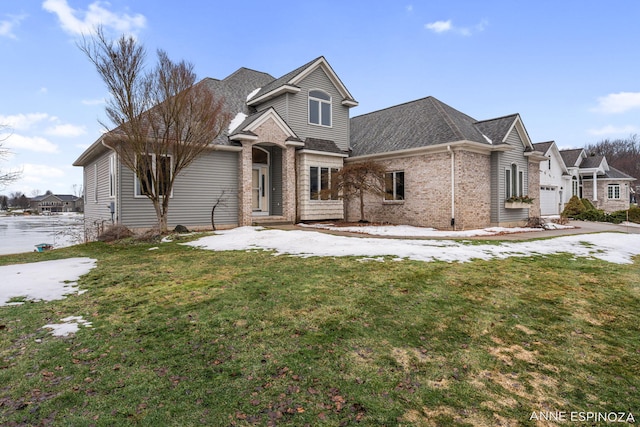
[532,141,571,215]
[533,146,636,214]
[347,97,546,229]
[73,56,553,233]
[557,148,635,212]
[30,194,83,213]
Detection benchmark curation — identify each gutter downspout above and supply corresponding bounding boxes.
[448,145,455,229]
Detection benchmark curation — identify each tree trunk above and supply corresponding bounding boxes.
[359,190,365,222]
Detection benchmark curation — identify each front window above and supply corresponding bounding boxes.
[309,166,339,200]
[308,90,331,127]
[135,154,172,197]
[109,154,116,198]
[385,171,404,201]
[506,164,524,199]
[607,184,620,199]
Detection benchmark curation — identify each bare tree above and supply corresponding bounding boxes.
[0,125,21,189]
[333,160,387,222]
[80,28,231,232]
[585,134,640,181]
[210,189,230,231]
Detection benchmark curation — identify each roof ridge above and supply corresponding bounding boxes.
[430,97,467,141]
[352,96,437,120]
[221,67,273,82]
[474,113,519,124]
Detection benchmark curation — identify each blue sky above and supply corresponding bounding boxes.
[1,0,639,197]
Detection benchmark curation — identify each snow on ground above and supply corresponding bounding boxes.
[185,226,640,264]
[298,223,573,237]
[43,316,92,337]
[0,258,96,306]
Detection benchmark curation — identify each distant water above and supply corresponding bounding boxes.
[0,213,85,255]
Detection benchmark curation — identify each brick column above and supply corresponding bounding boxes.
[282,145,297,222]
[238,142,253,226]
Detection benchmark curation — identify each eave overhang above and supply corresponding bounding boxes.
[348,140,507,162]
[246,85,300,106]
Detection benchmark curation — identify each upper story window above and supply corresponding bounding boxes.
[308,90,331,127]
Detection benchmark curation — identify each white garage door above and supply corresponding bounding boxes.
[540,186,558,215]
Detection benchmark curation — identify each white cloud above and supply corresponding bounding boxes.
[425,20,452,33]
[45,124,86,137]
[587,125,639,136]
[425,19,488,36]
[591,92,640,114]
[20,163,66,184]
[0,113,50,131]
[42,0,146,36]
[406,5,413,13]
[0,14,26,39]
[1,133,59,153]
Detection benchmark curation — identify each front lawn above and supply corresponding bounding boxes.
[1,234,638,426]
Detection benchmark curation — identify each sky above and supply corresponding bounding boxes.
[1,0,639,197]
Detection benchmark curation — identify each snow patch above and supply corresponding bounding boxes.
[228,112,248,134]
[299,223,546,238]
[0,258,97,306]
[184,227,640,264]
[43,316,92,337]
[246,87,261,101]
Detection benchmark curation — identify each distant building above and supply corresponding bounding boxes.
[30,194,84,213]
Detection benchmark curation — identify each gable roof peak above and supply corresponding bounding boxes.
[247,56,357,107]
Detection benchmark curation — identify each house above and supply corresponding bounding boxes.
[74,57,357,233]
[74,56,549,234]
[532,144,635,215]
[29,194,83,214]
[532,141,571,215]
[347,97,546,229]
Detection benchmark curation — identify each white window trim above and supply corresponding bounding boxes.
[308,89,332,128]
[505,164,524,199]
[607,184,620,199]
[134,153,173,199]
[109,154,116,199]
[384,171,405,202]
[93,163,98,203]
[309,166,339,201]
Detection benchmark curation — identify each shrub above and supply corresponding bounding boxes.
[562,196,586,217]
[581,198,596,210]
[98,224,134,242]
[628,206,640,224]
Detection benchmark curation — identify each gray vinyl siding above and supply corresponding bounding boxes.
[257,67,351,151]
[491,129,530,224]
[119,150,239,229]
[83,153,115,236]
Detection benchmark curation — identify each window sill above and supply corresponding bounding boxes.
[504,202,531,209]
[383,200,405,205]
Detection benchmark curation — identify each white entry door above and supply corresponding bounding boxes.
[252,166,268,213]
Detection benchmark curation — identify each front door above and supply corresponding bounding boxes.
[252,165,268,213]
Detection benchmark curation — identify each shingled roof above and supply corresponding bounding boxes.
[350,96,519,157]
[200,68,275,145]
[559,148,585,168]
[532,141,554,155]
